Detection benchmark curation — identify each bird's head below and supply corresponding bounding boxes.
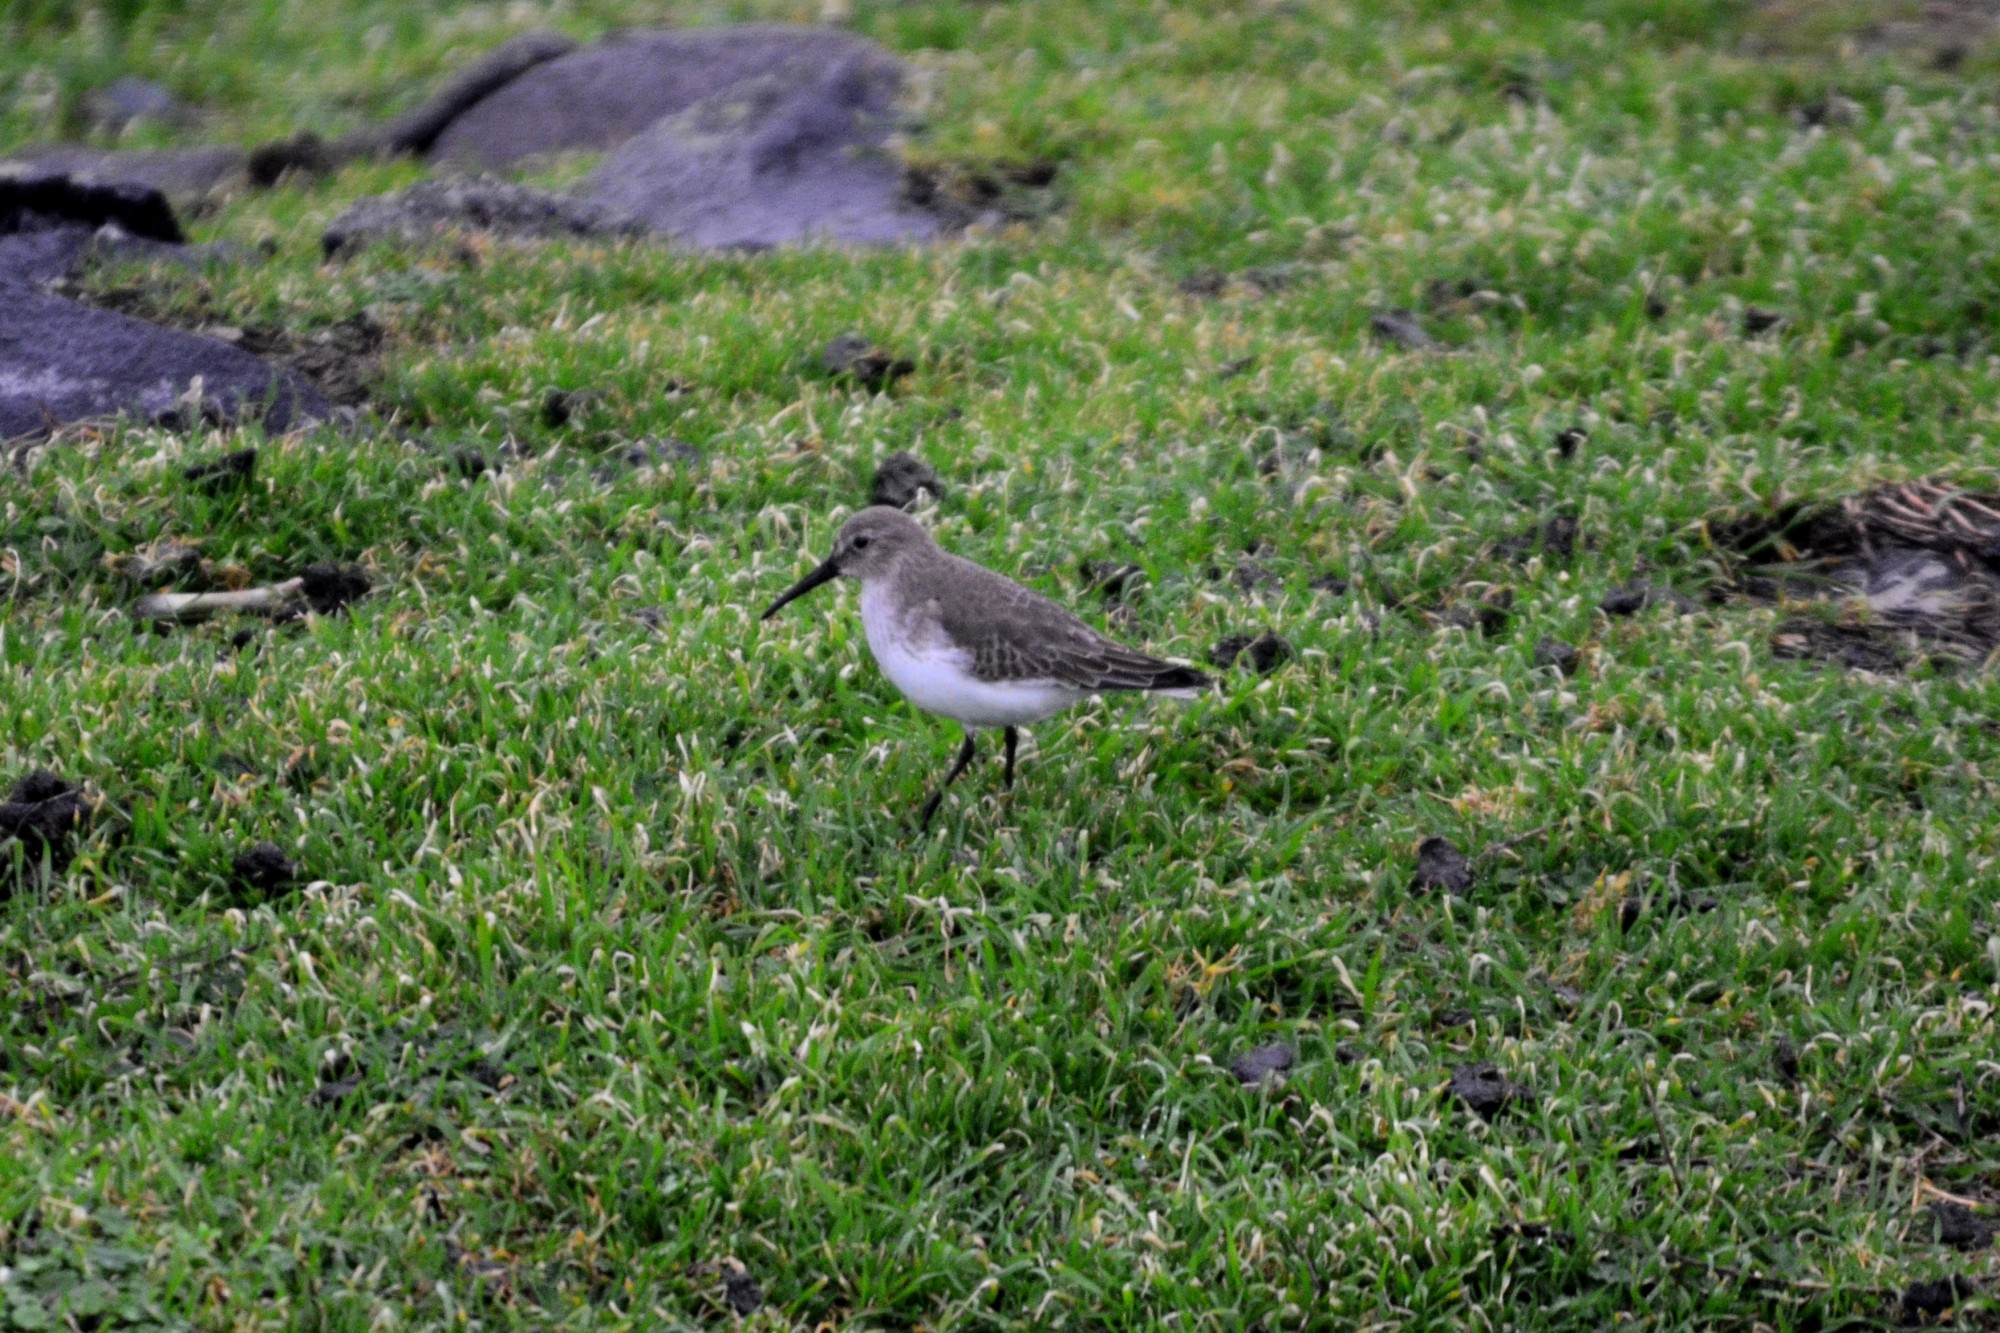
[761,505,934,619]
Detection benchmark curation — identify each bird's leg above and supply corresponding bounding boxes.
[1002,726,1019,790]
[919,729,980,831]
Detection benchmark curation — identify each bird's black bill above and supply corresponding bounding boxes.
[761,557,840,620]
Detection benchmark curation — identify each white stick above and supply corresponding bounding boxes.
[134,578,305,623]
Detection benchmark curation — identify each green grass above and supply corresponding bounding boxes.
[6,0,2000,1327]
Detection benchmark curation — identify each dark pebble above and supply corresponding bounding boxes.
[1553,426,1587,458]
[1534,637,1580,675]
[1447,1062,1532,1120]
[1228,1041,1296,1087]
[183,447,258,493]
[1742,306,1785,336]
[232,840,297,894]
[869,451,944,510]
[1773,1035,1800,1083]
[540,387,603,428]
[724,1269,764,1316]
[1210,632,1291,672]
[1412,835,1473,894]
[1600,580,1696,617]
[299,562,370,614]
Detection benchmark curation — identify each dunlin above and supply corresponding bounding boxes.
[763,506,1210,827]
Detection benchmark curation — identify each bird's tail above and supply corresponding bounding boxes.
[1146,663,1212,699]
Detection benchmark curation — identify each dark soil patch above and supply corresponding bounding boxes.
[903,159,1061,231]
[0,770,90,890]
[1773,1035,1800,1083]
[869,451,943,510]
[183,447,257,493]
[1209,631,1291,672]
[1553,426,1587,459]
[1228,1041,1296,1088]
[1600,579,1698,617]
[1412,836,1474,895]
[1714,479,2000,671]
[723,1269,764,1316]
[824,333,914,391]
[1534,637,1580,675]
[321,178,643,259]
[1927,1202,1997,1252]
[1447,1062,1532,1120]
[232,841,298,896]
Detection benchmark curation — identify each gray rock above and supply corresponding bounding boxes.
[354,29,577,158]
[586,43,937,249]
[84,77,194,135]
[321,177,643,258]
[0,286,330,439]
[426,25,894,168]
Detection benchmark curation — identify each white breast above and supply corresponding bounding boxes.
[859,583,1082,727]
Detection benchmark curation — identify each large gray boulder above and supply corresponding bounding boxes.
[0,145,245,203]
[424,25,896,168]
[584,46,939,249]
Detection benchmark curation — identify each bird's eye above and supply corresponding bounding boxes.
[852,536,872,550]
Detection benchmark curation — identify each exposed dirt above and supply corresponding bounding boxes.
[1899,1274,1977,1325]
[1715,479,2000,671]
[903,159,1061,232]
[1927,1202,1997,1251]
[183,447,257,493]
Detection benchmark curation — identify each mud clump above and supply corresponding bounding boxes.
[1600,579,1698,617]
[1412,835,1474,895]
[0,771,90,891]
[1447,1062,1532,1120]
[869,451,943,510]
[232,841,298,896]
[1899,1275,1977,1325]
[300,563,372,614]
[1210,632,1291,673]
[1927,1203,1997,1252]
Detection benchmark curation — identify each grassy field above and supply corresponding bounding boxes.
[6,0,2000,1327]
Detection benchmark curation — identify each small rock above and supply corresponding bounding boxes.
[1742,306,1786,336]
[1773,1035,1800,1084]
[869,451,943,510]
[1412,835,1473,895]
[824,332,914,391]
[723,1269,764,1316]
[85,77,192,134]
[1369,308,1438,351]
[1228,1042,1296,1087]
[306,1074,361,1108]
[1447,1062,1532,1120]
[300,562,371,614]
[1900,1276,1977,1325]
[1553,426,1587,458]
[183,448,258,493]
[1534,637,1579,675]
[232,841,297,894]
[1209,631,1291,673]
[1928,1202,1997,1252]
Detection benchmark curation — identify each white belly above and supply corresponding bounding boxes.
[860,584,1081,727]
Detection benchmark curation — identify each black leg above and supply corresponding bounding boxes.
[1002,726,1019,789]
[919,729,980,831]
